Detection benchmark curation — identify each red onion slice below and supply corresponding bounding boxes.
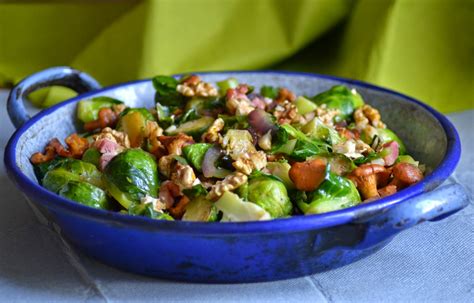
[248,109,277,135]
[382,141,399,166]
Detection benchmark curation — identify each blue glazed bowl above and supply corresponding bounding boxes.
[4,67,469,283]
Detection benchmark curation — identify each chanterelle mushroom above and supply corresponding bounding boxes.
[348,164,387,200]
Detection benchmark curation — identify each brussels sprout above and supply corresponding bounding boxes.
[82,147,101,168]
[76,96,124,123]
[152,75,185,106]
[182,196,219,222]
[41,158,103,190]
[165,116,214,137]
[43,168,82,193]
[294,96,317,115]
[104,149,159,209]
[297,172,361,214]
[246,176,293,218]
[117,108,156,148]
[396,155,419,166]
[219,114,249,131]
[216,78,238,94]
[302,118,343,145]
[128,203,174,220]
[215,191,271,222]
[58,180,111,210]
[376,128,407,155]
[182,143,212,171]
[260,85,279,99]
[311,85,365,120]
[222,129,256,158]
[266,162,295,189]
[33,157,69,184]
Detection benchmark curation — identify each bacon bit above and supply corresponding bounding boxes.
[168,196,190,219]
[30,144,56,164]
[337,127,359,140]
[30,133,89,164]
[226,84,249,100]
[275,88,296,104]
[289,158,327,191]
[83,108,118,132]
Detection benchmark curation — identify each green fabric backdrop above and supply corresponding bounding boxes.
[0,0,472,112]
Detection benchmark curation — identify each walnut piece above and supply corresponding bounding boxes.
[314,104,341,126]
[176,75,218,97]
[93,127,130,148]
[202,118,224,143]
[158,133,194,156]
[273,101,305,125]
[354,104,386,129]
[171,163,196,191]
[158,155,175,178]
[207,172,248,201]
[232,151,267,175]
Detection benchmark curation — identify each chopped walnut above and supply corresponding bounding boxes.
[158,133,194,156]
[158,155,176,178]
[314,104,341,126]
[333,138,373,159]
[93,127,130,149]
[207,172,248,201]
[226,97,255,116]
[354,104,386,129]
[176,75,218,97]
[273,101,305,125]
[171,163,196,191]
[146,121,166,157]
[232,151,267,175]
[202,118,224,143]
[141,195,166,212]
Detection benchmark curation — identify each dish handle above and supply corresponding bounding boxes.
[7,66,101,128]
[355,182,470,248]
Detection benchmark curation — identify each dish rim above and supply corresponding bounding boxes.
[4,70,461,234]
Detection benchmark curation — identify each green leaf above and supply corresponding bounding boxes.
[152,75,185,106]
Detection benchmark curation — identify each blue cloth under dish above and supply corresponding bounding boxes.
[0,89,472,302]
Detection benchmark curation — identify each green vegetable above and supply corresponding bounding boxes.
[247,176,292,218]
[178,108,200,124]
[311,85,365,120]
[260,85,279,99]
[376,128,407,155]
[397,155,419,166]
[104,149,159,209]
[33,157,69,184]
[266,162,295,189]
[278,124,329,160]
[50,158,103,188]
[182,196,219,222]
[156,103,174,128]
[222,129,256,158]
[58,180,111,210]
[165,116,214,137]
[311,153,355,176]
[76,96,124,123]
[185,97,224,114]
[128,203,174,220]
[82,148,101,168]
[294,96,317,115]
[152,75,185,106]
[183,143,212,171]
[117,108,156,148]
[215,191,271,222]
[297,171,361,214]
[183,184,208,199]
[302,118,343,145]
[43,168,82,193]
[216,78,239,94]
[219,114,249,131]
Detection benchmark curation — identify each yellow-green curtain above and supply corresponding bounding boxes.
[0,0,472,112]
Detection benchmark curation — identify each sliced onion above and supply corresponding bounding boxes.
[202,146,231,178]
[248,109,277,135]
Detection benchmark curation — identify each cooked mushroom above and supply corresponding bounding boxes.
[348,164,387,200]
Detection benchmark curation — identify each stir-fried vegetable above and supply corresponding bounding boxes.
[31,74,423,222]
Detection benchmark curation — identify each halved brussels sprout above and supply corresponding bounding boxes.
[311,85,365,120]
[128,203,174,220]
[43,168,82,193]
[215,191,271,222]
[76,96,124,123]
[297,172,361,214]
[58,180,111,210]
[165,116,214,137]
[246,176,293,218]
[265,162,295,189]
[376,128,407,155]
[104,149,159,209]
[182,196,219,222]
[294,96,317,115]
[117,108,156,148]
[42,158,103,190]
[302,118,343,145]
[182,143,212,172]
[82,147,101,168]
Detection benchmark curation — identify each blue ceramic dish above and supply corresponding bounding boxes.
[4,67,469,283]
